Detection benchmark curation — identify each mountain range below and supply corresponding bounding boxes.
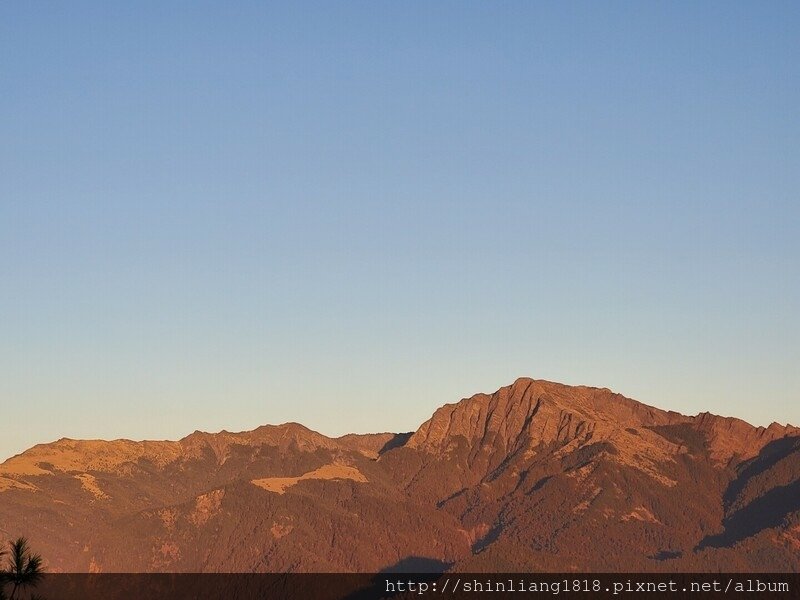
[1,378,798,572]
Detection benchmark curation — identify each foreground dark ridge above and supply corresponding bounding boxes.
[1,378,799,572]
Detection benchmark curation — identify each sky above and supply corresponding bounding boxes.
[1,2,799,461]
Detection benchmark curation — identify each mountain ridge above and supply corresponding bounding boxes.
[1,377,798,572]
[3,377,796,470]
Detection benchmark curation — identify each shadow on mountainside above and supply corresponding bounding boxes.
[341,557,451,599]
[378,433,413,455]
[722,436,800,507]
[697,436,800,550]
[378,556,452,573]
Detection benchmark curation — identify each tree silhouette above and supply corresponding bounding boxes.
[0,543,5,600]
[1,538,43,600]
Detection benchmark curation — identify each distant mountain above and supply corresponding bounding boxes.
[1,378,798,572]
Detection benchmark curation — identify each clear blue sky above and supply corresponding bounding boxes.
[2,2,798,461]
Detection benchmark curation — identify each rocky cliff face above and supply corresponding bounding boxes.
[409,379,680,452]
[409,378,797,475]
[1,378,798,572]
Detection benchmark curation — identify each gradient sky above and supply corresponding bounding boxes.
[2,2,799,461]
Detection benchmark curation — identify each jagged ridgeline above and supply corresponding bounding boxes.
[1,378,798,572]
